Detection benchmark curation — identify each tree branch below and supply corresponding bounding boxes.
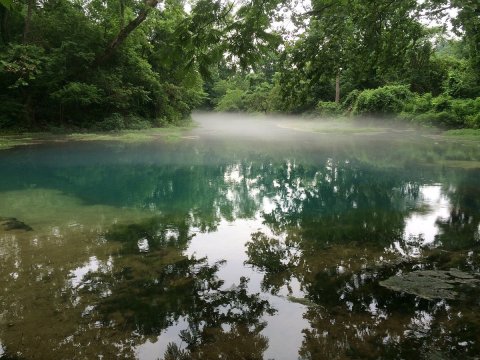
[301,3,336,18]
[92,0,159,67]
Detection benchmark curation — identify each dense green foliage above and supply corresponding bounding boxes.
[404,94,480,128]
[1,0,479,130]
[0,0,282,130]
[207,0,480,129]
[353,85,415,116]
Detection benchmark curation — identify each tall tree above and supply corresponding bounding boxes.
[424,0,480,87]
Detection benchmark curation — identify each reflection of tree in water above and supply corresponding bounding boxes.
[2,143,480,359]
[161,277,272,360]
[0,144,265,232]
[300,296,480,360]
[81,215,274,359]
[51,162,261,232]
[245,163,480,359]
[436,170,480,253]
[248,230,480,358]
[259,159,419,244]
[246,158,421,294]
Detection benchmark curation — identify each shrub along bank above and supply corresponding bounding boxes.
[314,85,480,129]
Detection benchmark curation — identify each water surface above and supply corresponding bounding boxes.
[1,113,480,359]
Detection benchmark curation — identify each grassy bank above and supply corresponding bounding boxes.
[0,125,195,151]
[443,129,480,140]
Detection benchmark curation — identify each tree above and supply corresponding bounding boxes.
[277,0,437,110]
[0,0,284,130]
[423,0,480,92]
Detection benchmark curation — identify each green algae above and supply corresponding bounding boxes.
[276,120,389,135]
[0,125,195,151]
[66,126,192,143]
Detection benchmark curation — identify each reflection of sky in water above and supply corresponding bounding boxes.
[391,185,451,257]
[136,317,189,360]
[69,256,113,288]
[187,217,308,360]
[406,310,434,338]
[134,216,309,360]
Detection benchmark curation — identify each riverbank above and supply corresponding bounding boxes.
[1,113,480,152]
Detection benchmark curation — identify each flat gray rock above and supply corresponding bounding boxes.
[379,269,480,300]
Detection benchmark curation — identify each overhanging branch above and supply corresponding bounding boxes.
[92,0,159,67]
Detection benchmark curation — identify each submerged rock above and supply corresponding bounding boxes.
[0,217,33,231]
[379,269,480,300]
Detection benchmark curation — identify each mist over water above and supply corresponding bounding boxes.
[1,113,480,359]
[192,111,414,141]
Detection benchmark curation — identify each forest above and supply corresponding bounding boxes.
[0,0,479,131]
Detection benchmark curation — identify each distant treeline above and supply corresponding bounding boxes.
[205,0,480,129]
[1,0,479,131]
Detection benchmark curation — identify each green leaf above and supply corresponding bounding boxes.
[0,0,13,9]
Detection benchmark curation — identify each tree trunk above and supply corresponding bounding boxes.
[23,0,34,43]
[60,103,64,125]
[93,0,158,67]
[0,5,10,44]
[120,0,125,29]
[23,0,36,128]
[24,93,35,128]
[335,72,340,103]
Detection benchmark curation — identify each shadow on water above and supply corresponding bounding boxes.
[0,114,480,359]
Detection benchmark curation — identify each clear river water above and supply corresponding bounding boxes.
[1,113,480,359]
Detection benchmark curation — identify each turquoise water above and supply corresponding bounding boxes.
[1,114,480,359]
